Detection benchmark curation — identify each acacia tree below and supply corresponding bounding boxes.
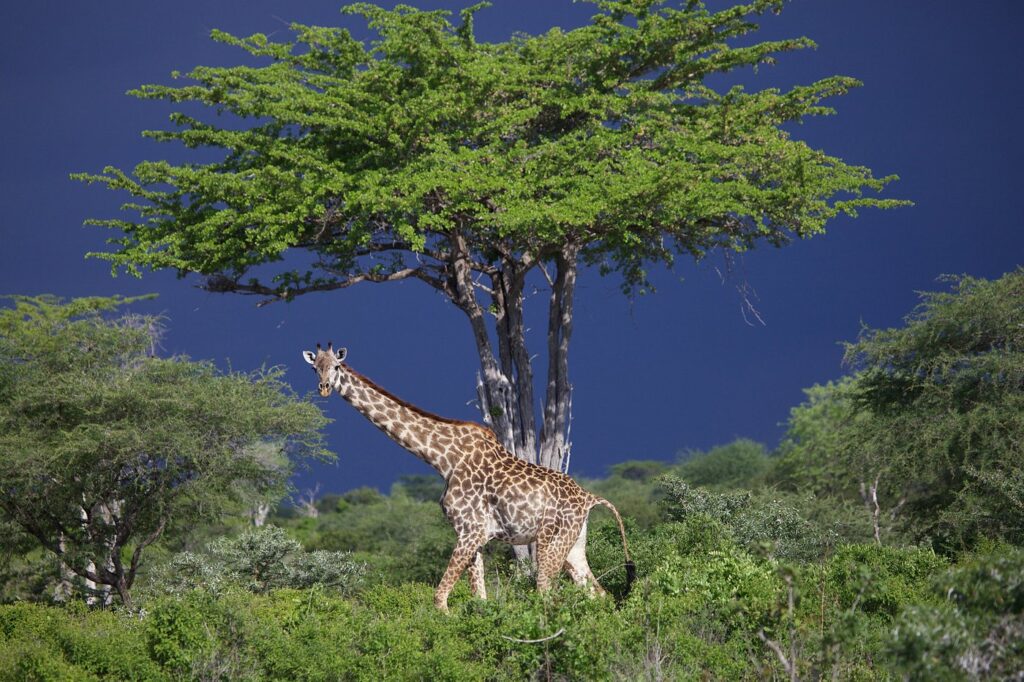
[76,0,905,473]
[0,296,329,607]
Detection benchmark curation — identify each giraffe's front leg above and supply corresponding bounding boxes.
[434,532,485,613]
[466,551,487,600]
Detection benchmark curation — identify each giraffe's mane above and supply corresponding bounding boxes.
[343,364,500,442]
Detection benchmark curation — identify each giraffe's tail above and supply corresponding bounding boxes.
[593,496,636,597]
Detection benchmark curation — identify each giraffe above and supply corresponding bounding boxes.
[303,342,635,612]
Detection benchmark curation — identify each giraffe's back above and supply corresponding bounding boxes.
[445,452,596,545]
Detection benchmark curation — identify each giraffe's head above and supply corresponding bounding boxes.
[302,342,348,397]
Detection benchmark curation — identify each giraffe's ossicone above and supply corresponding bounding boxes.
[303,342,635,612]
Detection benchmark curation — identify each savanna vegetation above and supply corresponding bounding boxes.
[1,269,1021,679]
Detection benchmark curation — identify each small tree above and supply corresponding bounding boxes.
[75,0,905,476]
[0,296,330,608]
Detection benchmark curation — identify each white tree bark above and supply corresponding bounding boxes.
[297,485,320,519]
[250,502,271,527]
[538,244,578,472]
[461,243,579,475]
[860,475,882,545]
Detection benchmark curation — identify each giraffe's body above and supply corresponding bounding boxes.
[303,343,634,611]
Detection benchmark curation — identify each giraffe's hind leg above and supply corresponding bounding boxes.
[466,550,487,600]
[536,518,584,593]
[563,520,607,596]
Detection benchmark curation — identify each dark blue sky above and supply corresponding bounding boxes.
[2,1,1022,495]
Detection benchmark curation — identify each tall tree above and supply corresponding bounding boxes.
[0,296,330,607]
[75,0,905,473]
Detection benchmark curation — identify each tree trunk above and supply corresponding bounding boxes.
[53,533,75,603]
[860,475,882,546]
[250,502,271,527]
[113,576,133,611]
[450,232,518,453]
[80,503,114,606]
[490,263,538,464]
[538,244,578,473]
[460,242,579,475]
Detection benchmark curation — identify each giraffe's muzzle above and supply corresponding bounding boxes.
[318,384,332,397]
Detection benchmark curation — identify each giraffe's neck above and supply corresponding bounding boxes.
[332,364,463,479]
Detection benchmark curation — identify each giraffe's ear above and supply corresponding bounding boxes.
[302,351,316,365]
[335,347,348,363]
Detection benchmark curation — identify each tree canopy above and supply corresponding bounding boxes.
[0,296,330,607]
[75,0,906,473]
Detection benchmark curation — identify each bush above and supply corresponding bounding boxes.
[145,593,213,673]
[0,544,1009,681]
[154,526,363,596]
[646,545,783,632]
[0,602,163,681]
[660,476,826,561]
[586,512,737,598]
[889,546,1024,680]
[584,473,665,530]
[822,544,947,619]
[300,494,458,586]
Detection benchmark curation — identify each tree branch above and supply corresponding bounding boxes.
[203,266,448,306]
[128,515,168,586]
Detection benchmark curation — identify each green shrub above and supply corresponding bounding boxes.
[144,593,214,673]
[153,525,363,596]
[0,544,1012,681]
[822,544,947,619]
[0,602,163,681]
[586,514,736,597]
[648,547,782,633]
[390,474,445,503]
[145,590,264,680]
[584,475,665,530]
[303,494,456,585]
[660,476,826,560]
[889,546,1024,680]
[0,637,93,682]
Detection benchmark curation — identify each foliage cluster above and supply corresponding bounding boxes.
[75,0,903,295]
